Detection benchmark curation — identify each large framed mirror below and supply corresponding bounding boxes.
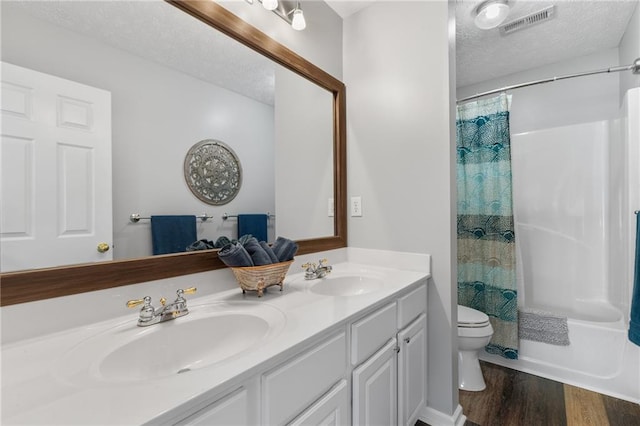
[0,0,346,306]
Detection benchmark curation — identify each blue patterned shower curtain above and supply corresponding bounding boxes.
[456,93,518,359]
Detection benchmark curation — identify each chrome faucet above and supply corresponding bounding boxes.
[126,287,197,327]
[302,258,333,280]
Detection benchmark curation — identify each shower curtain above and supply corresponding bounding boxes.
[456,93,518,359]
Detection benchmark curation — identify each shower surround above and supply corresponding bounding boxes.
[480,87,640,403]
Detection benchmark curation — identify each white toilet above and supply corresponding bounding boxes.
[457,305,494,391]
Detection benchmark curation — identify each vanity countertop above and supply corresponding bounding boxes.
[1,251,430,425]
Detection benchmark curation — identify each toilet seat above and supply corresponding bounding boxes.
[458,305,490,328]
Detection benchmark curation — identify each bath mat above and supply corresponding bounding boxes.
[518,308,570,346]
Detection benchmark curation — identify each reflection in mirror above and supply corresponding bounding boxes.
[0,0,346,306]
[1,0,334,272]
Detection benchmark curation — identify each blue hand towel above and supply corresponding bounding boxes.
[238,214,268,243]
[218,242,254,267]
[271,236,298,262]
[260,241,279,263]
[629,212,640,346]
[243,237,273,266]
[151,215,197,255]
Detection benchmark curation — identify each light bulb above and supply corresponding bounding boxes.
[291,8,306,30]
[262,0,278,11]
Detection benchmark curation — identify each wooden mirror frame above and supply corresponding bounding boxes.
[0,1,347,307]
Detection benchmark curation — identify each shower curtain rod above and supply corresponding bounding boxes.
[457,57,640,104]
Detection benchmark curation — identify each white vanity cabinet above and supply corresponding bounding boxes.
[173,386,254,426]
[398,313,427,426]
[352,284,427,426]
[352,338,399,425]
[262,331,347,425]
[288,379,350,426]
[165,378,260,426]
[162,281,427,426]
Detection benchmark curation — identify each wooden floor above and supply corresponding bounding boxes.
[418,361,640,426]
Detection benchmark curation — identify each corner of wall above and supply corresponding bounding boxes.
[619,1,640,103]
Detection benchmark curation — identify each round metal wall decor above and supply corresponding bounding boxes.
[184,139,242,205]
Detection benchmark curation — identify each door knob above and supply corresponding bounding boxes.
[97,242,110,253]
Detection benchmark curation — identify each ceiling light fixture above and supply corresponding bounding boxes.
[256,0,307,31]
[262,0,278,11]
[474,0,510,30]
[290,3,306,31]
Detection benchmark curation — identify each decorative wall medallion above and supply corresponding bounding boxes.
[184,139,242,205]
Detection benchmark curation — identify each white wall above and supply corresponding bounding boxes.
[218,0,343,80]
[344,1,458,420]
[2,7,276,259]
[217,0,342,242]
[619,1,640,99]
[458,48,622,134]
[275,67,334,240]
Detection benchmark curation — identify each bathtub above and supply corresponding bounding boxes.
[480,310,640,403]
[478,88,640,404]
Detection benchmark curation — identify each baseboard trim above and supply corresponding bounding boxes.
[419,404,466,426]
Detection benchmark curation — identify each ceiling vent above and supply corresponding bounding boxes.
[499,5,556,35]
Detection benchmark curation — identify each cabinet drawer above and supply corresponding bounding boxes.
[351,302,397,366]
[174,387,249,426]
[288,379,349,426]
[262,331,347,425]
[397,283,426,329]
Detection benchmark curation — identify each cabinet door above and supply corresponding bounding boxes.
[398,313,427,426]
[288,380,349,426]
[174,387,250,426]
[352,338,398,426]
[263,331,347,425]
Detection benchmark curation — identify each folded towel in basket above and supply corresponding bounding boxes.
[260,241,279,263]
[243,237,272,266]
[218,242,253,267]
[271,236,298,262]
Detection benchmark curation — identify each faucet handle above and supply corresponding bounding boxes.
[302,262,316,270]
[318,258,328,266]
[176,287,197,299]
[126,296,152,309]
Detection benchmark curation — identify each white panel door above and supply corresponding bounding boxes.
[352,338,398,426]
[1,62,112,271]
[398,313,427,426]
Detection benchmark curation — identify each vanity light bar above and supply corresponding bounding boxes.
[129,213,214,223]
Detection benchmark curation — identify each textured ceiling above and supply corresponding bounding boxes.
[4,1,277,105]
[456,0,638,88]
[8,1,638,100]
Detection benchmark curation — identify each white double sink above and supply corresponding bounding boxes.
[53,271,385,385]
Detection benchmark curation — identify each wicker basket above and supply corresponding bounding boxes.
[230,260,293,297]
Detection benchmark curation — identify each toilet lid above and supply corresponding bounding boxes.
[458,305,490,328]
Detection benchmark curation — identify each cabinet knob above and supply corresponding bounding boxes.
[404,337,411,344]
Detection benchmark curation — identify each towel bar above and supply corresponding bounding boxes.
[129,213,214,223]
[222,212,274,220]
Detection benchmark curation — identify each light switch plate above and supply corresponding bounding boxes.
[351,196,362,217]
[328,198,334,217]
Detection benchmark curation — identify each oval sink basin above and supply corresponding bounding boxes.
[55,302,285,384]
[310,275,384,296]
